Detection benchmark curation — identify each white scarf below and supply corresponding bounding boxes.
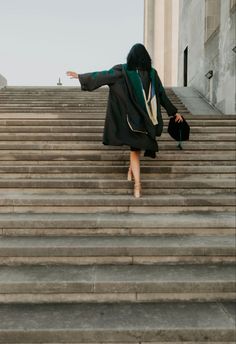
[138,72,158,126]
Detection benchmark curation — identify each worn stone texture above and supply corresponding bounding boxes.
[0,264,235,295]
[0,87,235,342]
[178,0,236,114]
[0,303,235,342]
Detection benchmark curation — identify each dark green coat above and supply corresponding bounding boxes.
[78,64,178,157]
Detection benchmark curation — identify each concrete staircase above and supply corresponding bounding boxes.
[0,86,235,343]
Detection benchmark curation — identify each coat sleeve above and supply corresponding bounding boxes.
[78,65,123,91]
[155,70,178,117]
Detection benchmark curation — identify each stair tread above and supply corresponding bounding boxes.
[0,302,235,342]
[0,164,235,170]
[0,235,233,260]
[0,192,235,205]
[0,233,234,246]
[0,179,234,190]
[0,264,235,288]
[0,212,234,228]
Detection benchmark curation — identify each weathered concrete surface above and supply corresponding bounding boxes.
[0,302,235,342]
[0,235,234,266]
[0,212,235,229]
[0,235,234,257]
[0,87,235,342]
[0,264,234,299]
[172,87,222,115]
[178,0,236,115]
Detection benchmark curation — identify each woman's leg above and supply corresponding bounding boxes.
[130,150,141,184]
[130,150,141,197]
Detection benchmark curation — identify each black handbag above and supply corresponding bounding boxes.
[168,115,190,150]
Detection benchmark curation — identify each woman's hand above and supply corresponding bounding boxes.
[175,113,183,123]
[66,71,78,79]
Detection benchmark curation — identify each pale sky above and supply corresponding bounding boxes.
[0,0,144,86]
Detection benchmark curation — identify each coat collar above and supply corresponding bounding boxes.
[122,64,156,112]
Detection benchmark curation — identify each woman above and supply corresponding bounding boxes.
[67,43,183,198]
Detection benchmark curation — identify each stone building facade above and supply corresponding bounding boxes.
[144,0,236,114]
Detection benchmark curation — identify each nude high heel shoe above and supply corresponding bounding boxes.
[134,182,141,198]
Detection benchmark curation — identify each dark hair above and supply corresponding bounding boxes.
[127,43,152,71]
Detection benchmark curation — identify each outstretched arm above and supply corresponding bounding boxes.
[66,66,123,91]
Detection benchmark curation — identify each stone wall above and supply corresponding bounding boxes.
[178,0,236,114]
[0,74,7,89]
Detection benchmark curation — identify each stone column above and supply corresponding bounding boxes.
[144,0,179,86]
[153,0,165,80]
[144,0,155,59]
[171,0,179,87]
[0,74,7,89]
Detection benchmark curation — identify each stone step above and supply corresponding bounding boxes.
[0,101,184,106]
[0,109,191,115]
[0,92,108,96]
[0,90,103,94]
[0,152,235,162]
[0,95,106,99]
[0,118,235,125]
[0,99,112,102]
[0,150,235,160]
[1,126,235,134]
[0,178,234,191]
[0,95,215,102]
[2,86,102,90]
[0,104,187,110]
[1,141,235,150]
[0,193,235,215]
[0,101,185,107]
[0,122,234,128]
[0,132,235,141]
[0,146,235,154]
[0,159,233,166]
[0,235,235,265]
[0,110,192,115]
[0,98,181,103]
[0,88,174,93]
[0,212,234,237]
[0,113,235,123]
[0,99,110,103]
[0,99,185,104]
[0,99,122,103]
[3,99,184,104]
[0,89,173,92]
[0,173,235,180]
[0,302,235,343]
[0,164,234,174]
[0,100,185,106]
[1,187,234,197]
[0,90,166,94]
[0,264,235,303]
[5,192,232,204]
[0,121,236,130]
[0,90,177,96]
